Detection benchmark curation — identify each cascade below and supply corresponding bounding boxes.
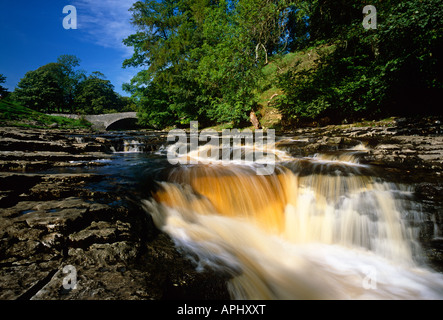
[141,136,443,299]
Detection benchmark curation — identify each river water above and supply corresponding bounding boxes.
[64,131,443,299]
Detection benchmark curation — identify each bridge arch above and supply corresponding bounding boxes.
[105,117,139,131]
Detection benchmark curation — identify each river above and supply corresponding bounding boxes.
[46,130,443,299]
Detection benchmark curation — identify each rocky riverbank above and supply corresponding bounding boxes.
[278,116,443,271]
[1,117,443,300]
[0,127,229,300]
[276,117,443,196]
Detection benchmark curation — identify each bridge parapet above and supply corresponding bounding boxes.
[49,112,138,130]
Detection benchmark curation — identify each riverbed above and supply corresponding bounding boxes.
[1,119,443,299]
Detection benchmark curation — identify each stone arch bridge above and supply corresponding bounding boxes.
[50,112,138,131]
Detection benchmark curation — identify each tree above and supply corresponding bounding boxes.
[275,0,443,125]
[12,55,125,115]
[12,55,85,113]
[57,55,85,113]
[13,63,65,113]
[118,96,137,112]
[123,0,297,128]
[123,0,211,127]
[0,74,8,98]
[74,72,122,114]
[374,0,443,115]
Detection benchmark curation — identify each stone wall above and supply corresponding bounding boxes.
[49,112,138,130]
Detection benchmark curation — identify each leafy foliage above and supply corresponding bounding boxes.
[12,55,132,115]
[275,0,443,125]
[123,0,297,128]
[0,74,8,98]
[9,0,441,128]
[75,72,123,114]
[12,62,66,113]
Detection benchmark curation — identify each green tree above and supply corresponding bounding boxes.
[123,0,211,127]
[275,0,443,125]
[374,0,443,115]
[57,55,85,113]
[12,55,85,113]
[13,63,65,113]
[123,0,297,128]
[75,72,122,114]
[118,96,137,112]
[12,55,125,115]
[0,74,8,98]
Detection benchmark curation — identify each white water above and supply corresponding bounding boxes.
[111,139,145,153]
[141,138,443,300]
[124,139,144,153]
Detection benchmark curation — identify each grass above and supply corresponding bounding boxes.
[256,43,337,130]
[0,99,92,129]
[197,44,337,132]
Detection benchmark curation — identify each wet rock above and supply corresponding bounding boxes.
[0,127,229,300]
[30,233,229,300]
[2,121,442,300]
[0,127,111,173]
[360,135,443,178]
[68,220,132,248]
[0,262,60,300]
[0,173,104,207]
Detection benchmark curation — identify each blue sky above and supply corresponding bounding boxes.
[0,0,141,96]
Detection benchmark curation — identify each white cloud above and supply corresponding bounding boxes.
[69,0,144,96]
[73,0,136,57]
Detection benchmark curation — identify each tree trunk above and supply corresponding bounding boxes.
[255,43,268,65]
[250,110,261,129]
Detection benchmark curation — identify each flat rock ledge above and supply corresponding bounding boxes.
[0,127,229,300]
[1,119,443,299]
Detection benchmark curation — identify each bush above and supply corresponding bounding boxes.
[275,0,443,126]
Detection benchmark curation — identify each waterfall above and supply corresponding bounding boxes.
[108,139,146,153]
[123,139,144,153]
[141,137,443,300]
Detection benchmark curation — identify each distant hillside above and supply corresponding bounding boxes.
[0,99,92,129]
[257,44,336,130]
